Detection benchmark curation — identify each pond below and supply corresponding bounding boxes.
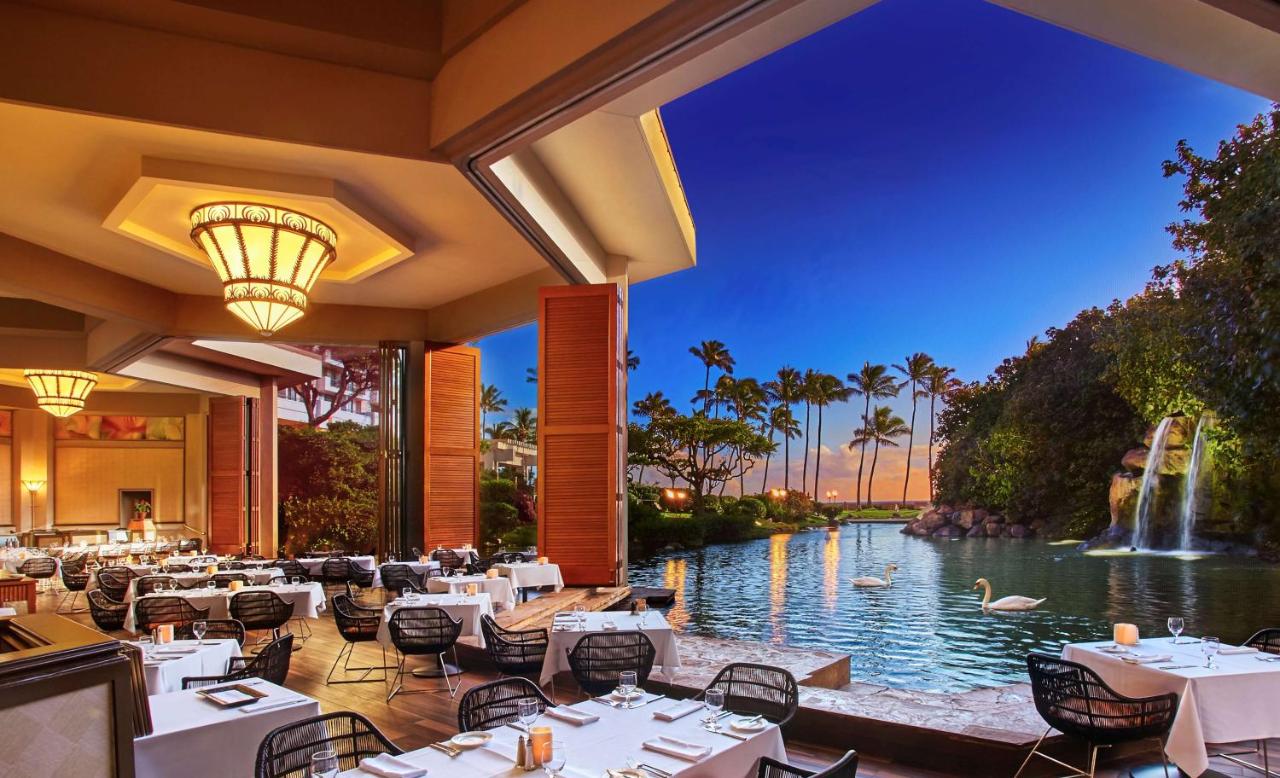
[627,522,1280,693]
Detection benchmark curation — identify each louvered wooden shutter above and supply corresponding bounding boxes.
[424,345,480,549]
[538,284,623,586]
[208,396,248,554]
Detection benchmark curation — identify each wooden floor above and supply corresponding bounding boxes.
[29,586,1272,777]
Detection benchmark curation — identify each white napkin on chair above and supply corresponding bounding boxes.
[652,699,702,721]
[358,753,426,777]
[544,706,599,725]
[642,735,710,762]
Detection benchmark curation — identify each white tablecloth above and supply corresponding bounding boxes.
[336,694,785,778]
[495,562,564,592]
[125,569,285,600]
[542,611,681,687]
[130,639,240,694]
[1063,638,1280,776]
[426,574,516,611]
[162,555,219,568]
[376,593,493,648]
[126,583,326,632]
[134,681,321,778]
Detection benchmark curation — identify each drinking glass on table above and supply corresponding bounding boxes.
[310,749,339,778]
[192,620,207,643]
[541,743,566,778]
[1202,636,1221,668]
[573,603,586,630]
[291,576,301,586]
[517,697,540,729]
[137,634,153,659]
[1168,617,1186,644]
[206,580,217,591]
[618,670,638,701]
[704,688,725,731]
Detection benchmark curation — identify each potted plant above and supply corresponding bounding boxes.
[134,499,152,521]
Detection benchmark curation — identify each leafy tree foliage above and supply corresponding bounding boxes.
[278,422,377,554]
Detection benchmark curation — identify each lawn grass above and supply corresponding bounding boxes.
[837,507,921,521]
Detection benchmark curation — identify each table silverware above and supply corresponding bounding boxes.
[634,694,667,707]
[636,763,673,778]
[703,726,747,741]
[591,696,622,708]
[507,722,529,733]
[428,742,460,757]
[1157,665,1196,670]
[240,698,305,714]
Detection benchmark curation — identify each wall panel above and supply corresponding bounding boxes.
[53,445,183,524]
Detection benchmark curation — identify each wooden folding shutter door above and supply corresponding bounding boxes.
[207,396,260,554]
[538,284,624,586]
[423,345,480,549]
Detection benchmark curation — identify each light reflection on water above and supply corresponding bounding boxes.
[628,523,1280,692]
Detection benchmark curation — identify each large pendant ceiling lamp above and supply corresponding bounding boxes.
[189,202,337,336]
[23,369,98,417]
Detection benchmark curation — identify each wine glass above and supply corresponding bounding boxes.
[1202,636,1221,669]
[541,743,565,778]
[310,749,339,778]
[1168,617,1186,644]
[517,697,540,730]
[573,603,587,630]
[192,620,207,644]
[704,689,725,731]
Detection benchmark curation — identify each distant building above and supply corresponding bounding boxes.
[483,438,537,484]
[277,347,380,427]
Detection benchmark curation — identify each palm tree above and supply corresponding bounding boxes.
[810,373,851,503]
[848,406,910,507]
[922,365,961,502]
[525,367,537,385]
[486,421,515,441]
[771,406,801,492]
[800,368,820,496]
[893,353,936,504]
[688,340,734,414]
[626,349,640,372]
[760,403,781,491]
[510,407,537,445]
[633,391,673,420]
[480,383,506,432]
[765,367,802,490]
[846,362,900,507]
[725,377,765,494]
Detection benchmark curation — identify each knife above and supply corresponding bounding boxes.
[637,764,673,778]
[704,727,748,741]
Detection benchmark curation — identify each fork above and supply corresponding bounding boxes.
[428,742,460,757]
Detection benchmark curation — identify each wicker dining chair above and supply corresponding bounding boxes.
[181,633,294,689]
[1245,628,1280,654]
[211,572,251,588]
[175,618,247,647]
[255,711,402,778]
[480,613,548,677]
[99,565,138,581]
[221,560,248,570]
[327,593,390,685]
[1017,653,1177,778]
[756,750,859,778]
[434,548,466,574]
[58,563,91,613]
[165,563,193,573]
[136,575,181,596]
[699,662,800,727]
[230,590,295,650]
[566,630,656,697]
[457,677,552,732]
[386,606,464,701]
[87,589,129,631]
[275,559,310,581]
[17,556,58,592]
[96,570,130,601]
[134,595,210,634]
[379,564,425,597]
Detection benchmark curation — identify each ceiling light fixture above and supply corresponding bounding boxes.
[189,202,337,336]
[23,369,98,417]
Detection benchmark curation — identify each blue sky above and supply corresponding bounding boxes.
[478,0,1268,500]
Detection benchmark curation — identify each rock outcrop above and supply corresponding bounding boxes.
[902,507,1038,539]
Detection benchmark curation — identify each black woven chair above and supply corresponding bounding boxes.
[380,564,425,597]
[99,565,138,581]
[96,570,130,601]
[348,563,374,593]
[699,662,799,727]
[327,593,390,685]
[386,606,464,701]
[434,548,465,574]
[221,560,248,570]
[17,556,58,592]
[481,613,548,677]
[212,572,251,588]
[756,751,859,778]
[134,595,210,634]
[230,590,295,650]
[1016,653,1177,778]
[457,677,552,732]
[566,631,656,697]
[58,563,91,613]
[255,711,401,778]
[1245,628,1280,654]
[176,618,246,647]
[165,562,193,573]
[276,559,310,581]
[321,557,353,585]
[182,633,294,689]
[87,589,128,631]
[136,575,181,596]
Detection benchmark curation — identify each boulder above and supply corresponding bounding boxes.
[955,510,977,530]
[1121,448,1149,473]
[1008,524,1029,539]
[1029,518,1047,534]
[1155,448,1190,477]
[933,525,963,538]
[936,505,954,515]
[984,522,1003,537]
[966,524,986,538]
[986,514,1005,525]
[1144,415,1194,449]
[917,512,948,534]
[1108,472,1141,528]
[973,508,989,522]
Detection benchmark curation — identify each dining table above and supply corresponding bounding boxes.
[134,680,320,778]
[425,573,516,611]
[297,554,382,587]
[129,638,240,694]
[123,568,285,595]
[335,691,785,777]
[124,582,326,632]
[542,611,682,687]
[375,592,494,648]
[494,561,564,596]
[1062,637,1280,776]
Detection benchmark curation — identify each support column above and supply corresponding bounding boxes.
[377,341,425,560]
[255,378,278,558]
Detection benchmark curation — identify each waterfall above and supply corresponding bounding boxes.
[1178,415,1213,551]
[1133,417,1173,549]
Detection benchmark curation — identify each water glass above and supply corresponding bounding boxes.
[310,749,339,778]
[541,743,565,777]
[192,620,207,643]
[573,603,587,629]
[1168,617,1185,644]
[1202,636,1221,668]
[291,576,301,586]
[704,688,725,731]
[206,580,217,591]
[618,670,638,699]
[517,697,540,729]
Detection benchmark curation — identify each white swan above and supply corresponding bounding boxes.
[974,577,1045,611]
[851,564,899,588]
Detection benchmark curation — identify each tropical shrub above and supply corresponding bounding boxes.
[278,422,377,555]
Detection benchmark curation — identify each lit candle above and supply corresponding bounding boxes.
[528,726,552,767]
[229,580,243,592]
[155,624,174,644]
[485,569,498,579]
[465,583,479,596]
[1113,623,1140,646]
[419,555,429,565]
[205,565,218,575]
[537,556,548,565]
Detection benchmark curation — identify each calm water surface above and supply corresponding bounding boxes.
[627,523,1280,693]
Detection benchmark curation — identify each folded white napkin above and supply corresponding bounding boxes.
[544,706,599,725]
[643,735,710,762]
[1120,653,1173,664]
[1218,646,1258,655]
[155,647,198,654]
[652,699,702,721]
[358,753,426,778]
